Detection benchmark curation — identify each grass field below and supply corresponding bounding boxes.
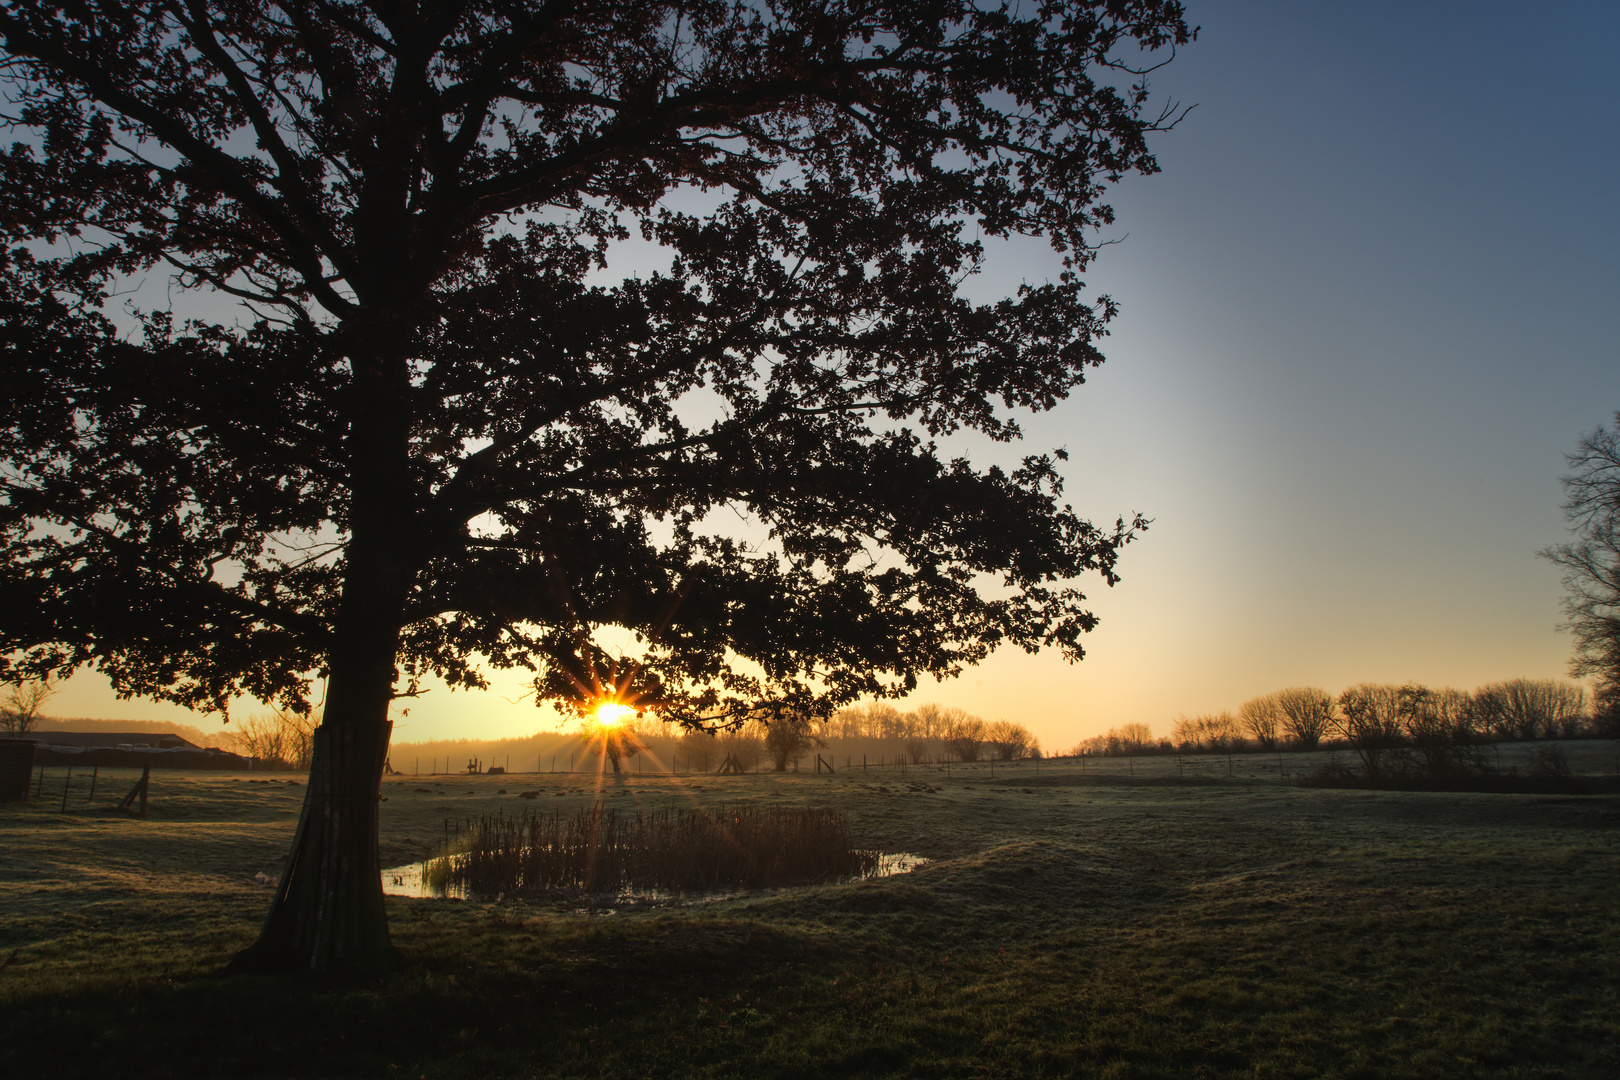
[3,744,1618,1078]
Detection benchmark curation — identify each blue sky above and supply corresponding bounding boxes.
[959,0,1620,743]
[47,1,1620,749]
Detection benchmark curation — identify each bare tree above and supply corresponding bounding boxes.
[1074,723,1158,756]
[0,678,53,737]
[676,729,717,773]
[1171,712,1241,752]
[1542,415,1620,727]
[1117,722,1155,751]
[226,709,317,769]
[1334,684,1403,779]
[1504,679,1554,740]
[1238,694,1281,749]
[1469,683,1511,739]
[912,703,950,739]
[1274,687,1335,749]
[1401,684,1487,779]
[984,720,1036,761]
[1434,687,1479,743]
[1399,684,1448,777]
[1552,683,1589,738]
[903,736,934,765]
[1473,678,1585,740]
[764,717,822,772]
[718,724,767,772]
[943,716,987,762]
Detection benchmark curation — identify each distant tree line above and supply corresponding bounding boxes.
[1069,678,1596,758]
[666,702,1041,773]
[1070,722,1158,757]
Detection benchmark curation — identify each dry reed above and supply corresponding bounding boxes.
[424,803,878,897]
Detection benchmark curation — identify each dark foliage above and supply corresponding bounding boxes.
[0,1,1192,969]
[0,1,1190,722]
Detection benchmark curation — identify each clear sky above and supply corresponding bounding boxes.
[44,0,1620,752]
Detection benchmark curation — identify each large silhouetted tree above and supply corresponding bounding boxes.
[0,1,1191,972]
[1543,416,1620,729]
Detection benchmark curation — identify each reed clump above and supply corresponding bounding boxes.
[424,803,879,897]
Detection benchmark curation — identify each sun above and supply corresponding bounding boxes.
[593,702,635,728]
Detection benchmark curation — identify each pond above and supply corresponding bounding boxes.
[382,850,929,905]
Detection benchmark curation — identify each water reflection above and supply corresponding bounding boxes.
[381,850,927,904]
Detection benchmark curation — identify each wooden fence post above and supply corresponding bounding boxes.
[117,767,151,816]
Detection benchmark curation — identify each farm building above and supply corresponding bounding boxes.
[28,731,250,770]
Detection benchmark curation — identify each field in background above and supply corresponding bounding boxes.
[3,747,1619,1078]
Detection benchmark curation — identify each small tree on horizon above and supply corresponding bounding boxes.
[943,716,988,763]
[1238,694,1280,750]
[764,715,822,773]
[1274,687,1335,749]
[0,677,53,737]
[984,719,1037,761]
[579,716,645,775]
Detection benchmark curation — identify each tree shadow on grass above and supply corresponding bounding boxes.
[1,904,851,1079]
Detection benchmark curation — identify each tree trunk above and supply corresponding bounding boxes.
[231,535,409,974]
[232,713,395,973]
[232,304,419,974]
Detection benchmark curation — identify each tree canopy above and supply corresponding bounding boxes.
[0,0,1193,970]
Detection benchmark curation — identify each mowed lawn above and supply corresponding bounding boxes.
[2,749,1618,1079]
